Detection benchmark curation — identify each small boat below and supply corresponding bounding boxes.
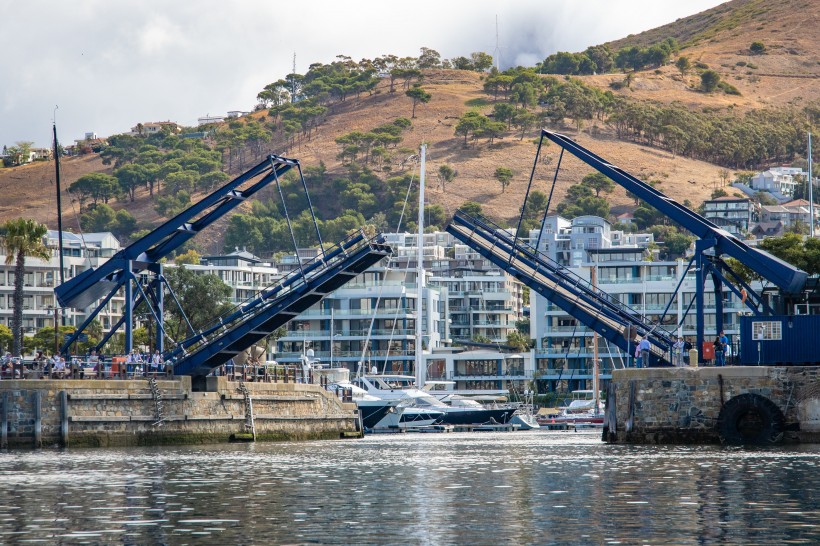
[547,390,604,428]
[509,390,540,430]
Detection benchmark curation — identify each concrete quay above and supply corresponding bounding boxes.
[604,366,820,445]
[0,375,359,449]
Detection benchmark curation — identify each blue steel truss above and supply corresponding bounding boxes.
[447,211,674,365]
[56,155,300,353]
[171,232,392,387]
[538,131,808,353]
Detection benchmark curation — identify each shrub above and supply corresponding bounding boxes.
[750,41,766,54]
[718,81,742,95]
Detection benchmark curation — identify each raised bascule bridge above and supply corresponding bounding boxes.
[446,130,820,445]
[56,154,392,391]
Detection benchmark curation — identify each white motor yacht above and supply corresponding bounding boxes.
[353,374,515,426]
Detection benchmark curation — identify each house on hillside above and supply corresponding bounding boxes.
[197,115,224,125]
[703,196,757,236]
[749,167,806,198]
[750,221,784,239]
[129,121,182,136]
[759,199,819,230]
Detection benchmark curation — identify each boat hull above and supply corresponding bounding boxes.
[357,400,397,430]
[436,407,515,426]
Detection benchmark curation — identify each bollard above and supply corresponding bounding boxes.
[60,390,69,448]
[1,391,7,449]
[33,391,42,449]
[689,348,699,368]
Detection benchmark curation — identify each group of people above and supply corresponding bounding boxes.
[0,348,171,379]
[2,350,70,378]
[634,330,733,368]
[125,349,166,375]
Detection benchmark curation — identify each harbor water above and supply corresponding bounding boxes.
[1,431,819,544]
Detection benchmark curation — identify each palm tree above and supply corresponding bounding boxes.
[2,219,50,356]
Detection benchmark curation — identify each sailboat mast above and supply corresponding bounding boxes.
[809,131,814,238]
[591,264,600,413]
[415,144,427,388]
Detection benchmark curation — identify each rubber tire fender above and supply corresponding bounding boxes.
[717,393,785,446]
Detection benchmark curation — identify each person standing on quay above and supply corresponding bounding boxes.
[713,335,725,367]
[719,330,730,365]
[638,337,651,367]
[634,339,642,368]
[673,337,685,367]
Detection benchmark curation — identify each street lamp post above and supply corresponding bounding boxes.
[46,304,59,355]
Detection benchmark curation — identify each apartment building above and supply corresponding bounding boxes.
[529,215,745,393]
[0,230,123,338]
[703,196,757,235]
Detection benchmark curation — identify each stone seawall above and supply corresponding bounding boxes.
[605,366,820,445]
[0,376,359,449]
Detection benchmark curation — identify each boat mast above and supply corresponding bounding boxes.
[591,264,600,414]
[415,144,427,388]
[809,131,814,238]
[53,112,66,341]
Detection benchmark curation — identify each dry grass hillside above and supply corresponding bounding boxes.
[601,0,820,109]
[274,70,724,223]
[0,0,815,251]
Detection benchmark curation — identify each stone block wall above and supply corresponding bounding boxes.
[606,366,820,444]
[0,377,358,449]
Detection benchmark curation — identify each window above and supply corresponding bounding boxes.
[751,321,782,341]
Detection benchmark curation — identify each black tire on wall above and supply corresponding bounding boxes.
[717,393,785,446]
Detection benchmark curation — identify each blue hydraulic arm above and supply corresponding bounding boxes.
[540,130,808,356]
[171,233,392,387]
[447,211,674,365]
[56,155,299,353]
[56,155,297,310]
[541,131,808,295]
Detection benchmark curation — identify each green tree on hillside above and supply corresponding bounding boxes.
[417,47,442,69]
[675,56,691,75]
[460,201,483,217]
[455,112,488,145]
[68,173,119,212]
[437,165,457,192]
[406,86,431,118]
[700,70,721,92]
[494,167,514,193]
[470,52,494,72]
[582,172,615,197]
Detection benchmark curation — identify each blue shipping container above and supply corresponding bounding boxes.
[739,315,820,365]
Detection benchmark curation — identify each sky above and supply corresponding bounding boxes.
[1,0,726,149]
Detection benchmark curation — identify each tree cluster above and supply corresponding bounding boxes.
[335,118,412,167]
[537,39,678,76]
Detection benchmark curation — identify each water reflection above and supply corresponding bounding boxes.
[0,433,817,544]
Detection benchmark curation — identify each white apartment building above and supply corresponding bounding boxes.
[529,215,744,393]
[749,167,808,197]
[270,231,527,392]
[275,265,447,376]
[0,230,123,339]
[177,249,281,304]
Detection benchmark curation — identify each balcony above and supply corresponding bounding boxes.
[281,328,415,339]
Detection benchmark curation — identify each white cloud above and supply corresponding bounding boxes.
[0,0,724,148]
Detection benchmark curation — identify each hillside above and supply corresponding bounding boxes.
[601,0,820,109]
[0,0,816,253]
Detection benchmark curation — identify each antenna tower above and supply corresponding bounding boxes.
[494,15,501,70]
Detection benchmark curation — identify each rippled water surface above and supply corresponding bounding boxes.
[0,431,819,544]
